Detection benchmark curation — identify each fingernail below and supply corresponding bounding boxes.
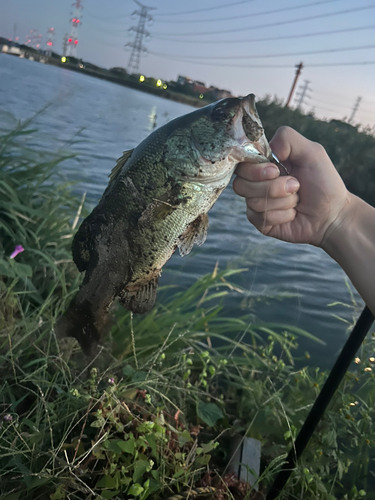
[286,179,300,193]
[262,165,280,179]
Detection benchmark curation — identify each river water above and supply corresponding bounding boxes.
[0,54,363,368]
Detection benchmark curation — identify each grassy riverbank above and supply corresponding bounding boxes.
[1,120,375,500]
[42,55,209,109]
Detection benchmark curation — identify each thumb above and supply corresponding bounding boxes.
[270,126,320,165]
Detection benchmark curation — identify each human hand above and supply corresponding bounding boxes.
[233,126,351,247]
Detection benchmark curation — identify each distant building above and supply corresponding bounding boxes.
[175,76,232,99]
[209,86,232,100]
[193,81,208,94]
[0,38,22,56]
[1,44,21,56]
[177,75,193,86]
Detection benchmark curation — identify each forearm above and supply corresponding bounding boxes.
[322,194,375,316]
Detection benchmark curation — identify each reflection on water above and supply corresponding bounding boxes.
[0,54,363,369]
[148,105,157,131]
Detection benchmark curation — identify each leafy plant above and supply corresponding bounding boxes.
[1,116,375,500]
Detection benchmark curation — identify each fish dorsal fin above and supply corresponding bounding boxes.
[109,149,134,182]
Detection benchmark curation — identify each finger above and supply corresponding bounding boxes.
[233,175,300,199]
[246,207,297,230]
[235,162,280,182]
[270,126,326,165]
[246,193,299,213]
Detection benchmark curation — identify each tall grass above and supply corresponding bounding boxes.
[1,119,375,500]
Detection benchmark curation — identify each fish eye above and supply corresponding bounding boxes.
[211,106,226,121]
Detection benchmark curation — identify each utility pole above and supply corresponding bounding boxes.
[126,0,156,73]
[45,27,55,56]
[348,96,362,124]
[295,80,312,110]
[13,23,19,43]
[284,62,303,108]
[62,33,68,56]
[67,0,84,58]
[25,29,42,50]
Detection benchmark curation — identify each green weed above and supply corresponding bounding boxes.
[1,118,375,500]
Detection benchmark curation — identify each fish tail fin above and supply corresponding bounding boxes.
[55,297,109,355]
[119,276,159,314]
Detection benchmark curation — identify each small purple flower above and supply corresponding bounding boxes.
[3,414,13,422]
[108,377,115,385]
[10,245,24,259]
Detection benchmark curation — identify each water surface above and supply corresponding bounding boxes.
[0,54,362,368]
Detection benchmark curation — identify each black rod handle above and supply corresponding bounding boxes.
[267,306,375,500]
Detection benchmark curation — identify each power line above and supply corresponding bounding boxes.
[155,0,255,17]
[308,61,375,67]
[149,52,375,68]
[149,44,375,61]
[315,90,375,106]
[312,101,375,118]
[151,5,375,37]
[84,0,342,26]
[311,96,353,110]
[155,0,344,23]
[151,24,375,44]
[313,105,344,114]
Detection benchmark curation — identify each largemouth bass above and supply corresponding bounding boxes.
[57,94,275,354]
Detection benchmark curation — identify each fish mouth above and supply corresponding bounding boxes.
[238,94,272,160]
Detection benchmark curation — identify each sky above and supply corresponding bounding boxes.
[1,0,375,128]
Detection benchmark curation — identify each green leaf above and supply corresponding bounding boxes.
[123,364,135,377]
[145,433,159,459]
[0,258,15,277]
[201,442,215,454]
[147,478,161,493]
[132,460,149,483]
[195,454,211,465]
[151,470,159,481]
[117,436,135,455]
[172,469,186,479]
[196,401,223,427]
[10,456,32,488]
[13,262,32,278]
[128,483,144,496]
[3,494,21,500]
[91,418,105,428]
[96,474,118,489]
[50,485,67,500]
[132,371,147,382]
[105,440,123,454]
[178,429,193,446]
[101,491,120,499]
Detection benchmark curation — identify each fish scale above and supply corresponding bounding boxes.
[56,94,276,354]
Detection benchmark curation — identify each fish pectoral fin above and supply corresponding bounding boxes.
[119,276,159,314]
[109,149,134,182]
[177,213,209,257]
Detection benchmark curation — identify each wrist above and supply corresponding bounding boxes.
[321,194,375,315]
[321,192,359,257]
